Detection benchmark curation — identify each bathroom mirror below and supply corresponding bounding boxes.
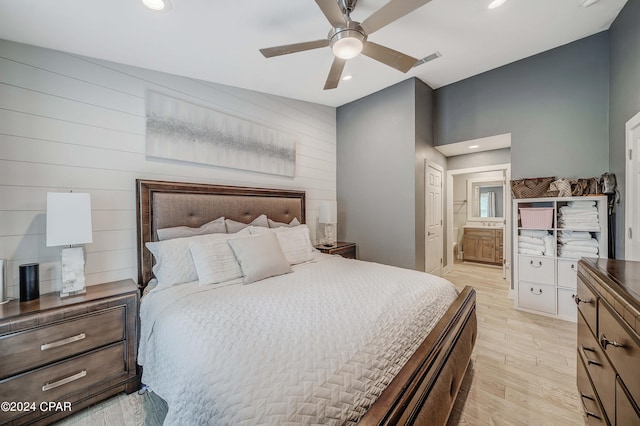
[467,178,505,222]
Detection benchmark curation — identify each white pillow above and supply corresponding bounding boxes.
[157,216,226,241]
[188,233,245,286]
[249,225,314,265]
[227,233,291,284]
[145,237,199,288]
[225,214,269,233]
[268,217,301,228]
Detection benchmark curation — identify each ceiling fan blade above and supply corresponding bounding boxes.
[361,41,418,73]
[315,0,346,28]
[324,57,347,90]
[260,39,330,58]
[361,0,433,35]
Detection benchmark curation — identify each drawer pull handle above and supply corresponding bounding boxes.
[529,260,543,268]
[574,296,591,306]
[530,287,543,295]
[600,333,623,350]
[570,264,576,272]
[579,394,602,420]
[42,370,87,392]
[41,333,86,351]
[580,345,602,366]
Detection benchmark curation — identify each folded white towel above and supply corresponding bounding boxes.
[520,242,546,251]
[559,245,598,254]
[558,251,598,259]
[567,200,596,208]
[543,235,555,257]
[519,248,544,256]
[559,230,592,239]
[518,236,544,246]
[564,239,599,248]
[520,230,550,238]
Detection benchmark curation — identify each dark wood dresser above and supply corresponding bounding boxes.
[576,258,640,425]
[0,279,139,425]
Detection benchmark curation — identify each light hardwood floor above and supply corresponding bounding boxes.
[55,262,586,425]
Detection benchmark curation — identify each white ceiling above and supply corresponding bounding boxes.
[0,0,627,107]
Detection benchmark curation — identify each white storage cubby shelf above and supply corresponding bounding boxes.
[513,196,608,322]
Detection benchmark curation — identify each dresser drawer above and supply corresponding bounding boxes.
[518,256,554,284]
[598,299,640,405]
[576,275,598,336]
[518,281,555,314]
[578,311,615,421]
[0,307,125,379]
[616,377,640,425]
[557,259,578,289]
[0,342,126,423]
[557,288,577,321]
[577,354,609,425]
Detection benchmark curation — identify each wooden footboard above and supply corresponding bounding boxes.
[359,286,477,426]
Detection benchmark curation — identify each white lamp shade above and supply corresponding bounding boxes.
[46,193,93,247]
[318,201,337,224]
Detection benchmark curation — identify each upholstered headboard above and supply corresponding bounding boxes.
[136,179,306,286]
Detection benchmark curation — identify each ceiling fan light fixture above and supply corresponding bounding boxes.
[333,36,363,59]
[330,23,366,60]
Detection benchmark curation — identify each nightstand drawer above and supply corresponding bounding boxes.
[0,342,126,423]
[0,307,125,379]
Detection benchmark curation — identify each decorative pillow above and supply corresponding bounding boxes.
[227,233,291,284]
[268,217,301,228]
[188,233,245,286]
[157,216,226,241]
[225,214,269,233]
[250,225,314,265]
[145,237,199,288]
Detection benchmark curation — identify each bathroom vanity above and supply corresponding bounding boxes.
[463,226,504,265]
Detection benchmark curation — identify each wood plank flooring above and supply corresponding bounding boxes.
[55,262,586,425]
[446,262,586,426]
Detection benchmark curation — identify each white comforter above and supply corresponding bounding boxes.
[138,254,458,425]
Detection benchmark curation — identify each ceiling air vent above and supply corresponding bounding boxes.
[413,52,442,68]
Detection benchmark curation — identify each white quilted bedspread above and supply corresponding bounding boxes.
[138,254,458,425]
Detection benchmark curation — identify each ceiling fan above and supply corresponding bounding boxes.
[260,0,432,90]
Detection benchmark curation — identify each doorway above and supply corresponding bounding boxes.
[626,111,640,260]
[425,161,444,275]
[446,164,512,288]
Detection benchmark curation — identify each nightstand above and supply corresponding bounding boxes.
[315,241,357,259]
[0,279,139,425]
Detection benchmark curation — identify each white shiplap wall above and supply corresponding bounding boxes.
[0,39,336,299]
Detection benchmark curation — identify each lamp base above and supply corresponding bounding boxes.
[60,247,87,298]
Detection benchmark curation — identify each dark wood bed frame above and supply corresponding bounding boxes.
[136,179,476,426]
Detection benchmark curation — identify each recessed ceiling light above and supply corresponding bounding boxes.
[142,0,171,11]
[488,0,507,9]
[469,145,480,149]
[342,75,353,81]
[580,0,601,7]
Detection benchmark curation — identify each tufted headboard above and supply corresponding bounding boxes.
[136,179,305,287]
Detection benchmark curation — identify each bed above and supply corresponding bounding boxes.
[136,179,477,425]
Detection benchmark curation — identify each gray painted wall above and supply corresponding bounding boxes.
[609,0,640,258]
[435,32,610,180]
[337,78,441,270]
[415,79,447,271]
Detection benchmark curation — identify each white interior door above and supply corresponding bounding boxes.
[426,162,443,275]
[626,112,640,260]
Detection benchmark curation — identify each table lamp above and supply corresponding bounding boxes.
[319,201,337,247]
[46,192,93,297]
